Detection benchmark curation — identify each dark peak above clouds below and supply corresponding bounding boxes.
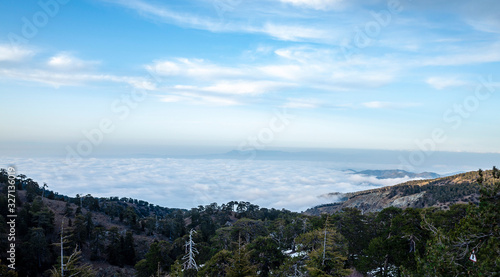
[351,169,440,179]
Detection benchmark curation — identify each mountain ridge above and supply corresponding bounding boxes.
[304,169,496,215]
[350,169,440,179]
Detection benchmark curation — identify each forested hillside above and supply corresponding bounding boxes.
[0,167,499,276]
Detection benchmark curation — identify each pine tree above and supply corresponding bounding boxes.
[73,215,87,250]
[27,227,51,268]
[226,246,257,277]
[226,232,257,277]
[105,227,123,267]
[90,226,106,261]
[168,260,183,277]
[84,212,93,240]
[415,168,500,276]
[198,249,233,277]
[135,241,172,277]
[275,256,308,277]
[0,261,18,277]
[248,236,285,277]
[122,231,136,265]
[50,247,94,277]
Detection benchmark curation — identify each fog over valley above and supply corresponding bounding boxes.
[3,149,498,211]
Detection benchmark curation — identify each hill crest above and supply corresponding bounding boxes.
[304,169,496,215]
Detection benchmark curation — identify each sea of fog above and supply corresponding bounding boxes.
[0,156,493,212]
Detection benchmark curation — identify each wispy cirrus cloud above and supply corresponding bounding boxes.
[0,50,155,90]
[260,51,398,89]
[145,47,402,106]
[3,0,499,109]
[103,0,222,31]
[101,0,500,104]
[416,42,500,66]
[102,0,331,42]
[0,68,156,90]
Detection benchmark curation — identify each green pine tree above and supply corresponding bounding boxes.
[50,247,94,277]
[198,249,233,277]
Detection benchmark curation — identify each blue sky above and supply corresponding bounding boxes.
[1,0,500,157]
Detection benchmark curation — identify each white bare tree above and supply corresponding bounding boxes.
[182,229,199,271]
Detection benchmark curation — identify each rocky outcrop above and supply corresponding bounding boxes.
[307,190,426,215]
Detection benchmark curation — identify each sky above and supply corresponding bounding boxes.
[1,0,500,157]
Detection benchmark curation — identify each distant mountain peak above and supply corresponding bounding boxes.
[353,169,440,179]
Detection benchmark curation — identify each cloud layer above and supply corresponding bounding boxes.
[2,157,429,212]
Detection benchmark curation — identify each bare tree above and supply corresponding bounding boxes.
[183,229,199,271]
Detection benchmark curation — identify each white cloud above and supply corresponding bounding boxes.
[418,42,500,66]
[0,48,156,90]
[203,80,289,95]
[279,0,346,11]
[426,77,467,90]
[362,101,421,109]
[195,95,241,106]
[147,58,245,79]
[1,43,402,106]
[0,68,156,90]
[347,174,420,187]
[261,23,329,41]
[263,46,399,89]
[159,95,183,103]
[159,92,241,106]
[0,44,35,62]
[47,53,99,70]
[331,70,395,88]
[283,98,320,108]
[258,64,304,80]
[274,47,332,63]
[153,79,290,106]
[144,46,402,107]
